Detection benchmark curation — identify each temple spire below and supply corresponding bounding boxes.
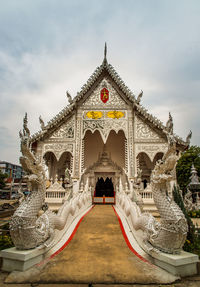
[103,42,107,64]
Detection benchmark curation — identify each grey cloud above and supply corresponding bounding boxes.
[0,126,20,164]
[0,0,200,164]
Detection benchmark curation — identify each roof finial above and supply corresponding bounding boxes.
[104,42,107,58]
[103,42,107,63]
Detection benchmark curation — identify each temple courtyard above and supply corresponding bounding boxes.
[1,46,199,287]
[1,205,199,286]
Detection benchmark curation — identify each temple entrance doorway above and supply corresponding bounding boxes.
[83,129,126,204]
[95,177,114,197]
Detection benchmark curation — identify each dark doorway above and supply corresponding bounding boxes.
[95,177,114,197]
[143,179,147,189]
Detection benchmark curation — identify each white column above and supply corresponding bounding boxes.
[73,111,82,179]
[127,111,134,178]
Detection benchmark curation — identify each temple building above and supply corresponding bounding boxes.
[30,45,188,209]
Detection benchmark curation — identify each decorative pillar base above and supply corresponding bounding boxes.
[1,247,45,272]
[149,249,199,277]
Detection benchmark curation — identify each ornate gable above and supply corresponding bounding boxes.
[49,116,75,140]
[82,78,127,109]
[135,116,164,142]
[30,47,187,149]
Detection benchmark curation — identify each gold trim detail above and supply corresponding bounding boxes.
[107,111,124,119]
[86,111,103,119]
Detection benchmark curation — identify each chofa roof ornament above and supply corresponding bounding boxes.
[186,130,192,146]
[66,91,73,105]
[136,90,143,104]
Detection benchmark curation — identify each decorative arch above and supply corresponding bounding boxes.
[84,130,104,169]
[57,151,73,180]
[106,130,126,168]
[136,152,153,186]
[43,151,73,182]
[43,151,57,181]
[83,129,126,170]
[153,152,164,168]
[82,118,127,144]
[43,143,73,161]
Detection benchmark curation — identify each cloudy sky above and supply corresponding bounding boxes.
[0,0,200,164]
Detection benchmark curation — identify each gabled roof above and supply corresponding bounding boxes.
[31,50,137,142]
[31,46,187,148]
[74,59,136,104]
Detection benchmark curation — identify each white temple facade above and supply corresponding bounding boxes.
[30,46,187,210]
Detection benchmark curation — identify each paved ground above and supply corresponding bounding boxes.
[2,205,200,286]
[5,205,178,284]
[1,272,200,287]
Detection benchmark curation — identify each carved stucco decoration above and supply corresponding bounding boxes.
[128,119,134,177]
[35,152,42,164]
[83,119,127,144]
[107,111,125,119]
[50,116,75,139]
[86,111,103,119]
[136,144,168,162]
[47,179,66,192]
[44,143,73,161]
[74,117,82,177]
[82,78,127,109]
[84,110,126,120]
[135,116,162,140]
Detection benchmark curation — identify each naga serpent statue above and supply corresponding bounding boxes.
[147,139,188,253]
[10,114,90,250]
[118,130,188,254]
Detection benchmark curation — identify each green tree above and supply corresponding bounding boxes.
[0,170,7,189]
[176,146,200,195]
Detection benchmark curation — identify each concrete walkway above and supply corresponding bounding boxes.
[1,274,200,287]
[4,205,186,284]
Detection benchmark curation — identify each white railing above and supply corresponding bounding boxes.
[139,184,154,202]
[140,191,153,199]
[46,191,68,198]
[44,183,92,251]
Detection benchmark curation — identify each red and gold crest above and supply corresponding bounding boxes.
[100,88,109,103]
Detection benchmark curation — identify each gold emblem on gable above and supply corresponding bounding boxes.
[107,111,124,119]
[86,111,103,119]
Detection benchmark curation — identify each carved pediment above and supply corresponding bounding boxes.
[82,118,127,144]
[49,116,75,139]
[43,143,73,161]
[82,78,127,109]
[135,116,163,141]
[135,143,168,161]
[47,179,66,192]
